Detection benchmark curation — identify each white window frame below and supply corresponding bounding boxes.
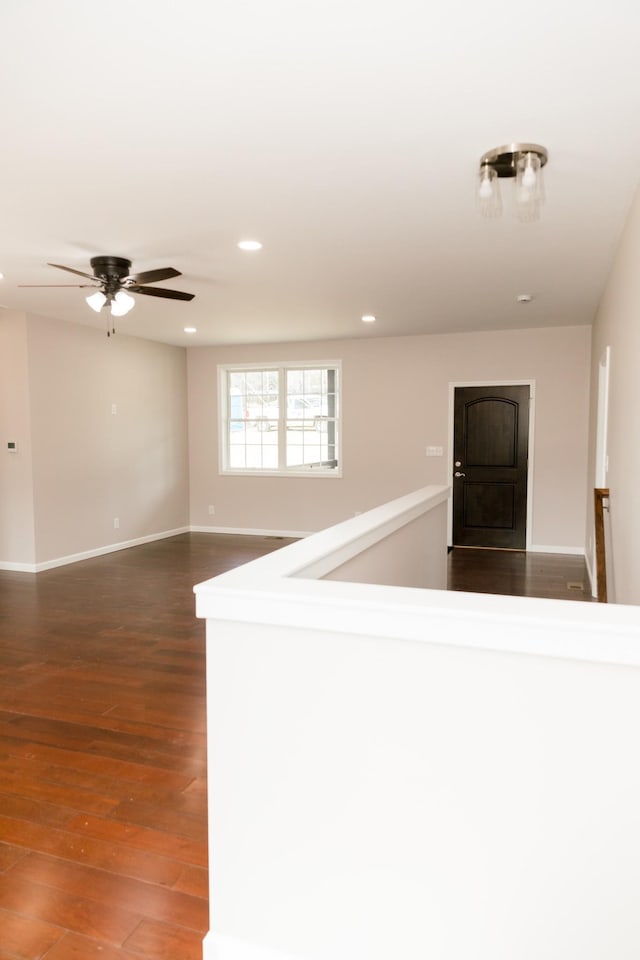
[218,361,342,478]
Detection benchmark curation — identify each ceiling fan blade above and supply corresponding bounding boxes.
[124,267,181,285]
[18,283,98,288]
[47,262,98,281]
[129,285,195,301]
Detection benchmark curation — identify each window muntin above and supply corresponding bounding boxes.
[221,363,340,475]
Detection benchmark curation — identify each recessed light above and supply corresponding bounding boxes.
[361,314,376,323]
[237,240,262,251]
[516,294,532,303]
[0,272,4,280]
[184,326,197,334]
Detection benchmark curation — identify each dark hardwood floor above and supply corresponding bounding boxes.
[447,546,593,602]
[0,533,591,959]
[0,533,295,960]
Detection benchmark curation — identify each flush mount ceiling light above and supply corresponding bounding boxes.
[478,143,548,221]
[361,314,376,323]
[237,240,263,251]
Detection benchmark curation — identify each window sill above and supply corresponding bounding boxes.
[220,467,342,479]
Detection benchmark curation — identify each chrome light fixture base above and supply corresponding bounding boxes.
[480,143,548,178]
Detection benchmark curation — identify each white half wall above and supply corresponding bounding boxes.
[196,487,640,960]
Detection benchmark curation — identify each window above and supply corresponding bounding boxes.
[219,362,340,476]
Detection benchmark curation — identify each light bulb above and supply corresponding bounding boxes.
[522,160,537,189]
[479,177,494,200]
[477,164,501,217]
[110,291,135,317]
[86,291,107,312]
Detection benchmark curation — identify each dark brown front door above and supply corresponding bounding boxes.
[453,385,529,549]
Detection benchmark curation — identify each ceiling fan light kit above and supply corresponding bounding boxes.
[478,143,548,221]
[19,254,195,336]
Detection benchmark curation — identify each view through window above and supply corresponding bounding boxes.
[221,363,340,475]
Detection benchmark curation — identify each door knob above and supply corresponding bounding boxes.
[454,471,466,478]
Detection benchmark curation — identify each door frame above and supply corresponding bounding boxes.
[447,379,536,550]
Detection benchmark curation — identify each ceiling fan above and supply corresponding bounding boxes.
[20,256,195,335]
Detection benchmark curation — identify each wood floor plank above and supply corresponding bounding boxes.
[0,876,142,946]
[84,737,206,778]
[0,842,28,872]
[40,932,146,960]
[104,694,207,734]
[108,799,207,844]
[0,907,64,959]
[0,737,195,791]
[1,715,206,766]
[1,676,118,718]
[0,792,78,830]
[65,812,207,866]
[0,817,184,886]
[173,864,209,899]
[9,853,208,932]
[0,760,118,816]
[0,753,195,811]
[123,917,205,959]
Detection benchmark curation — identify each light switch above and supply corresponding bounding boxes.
[425,445,443,457]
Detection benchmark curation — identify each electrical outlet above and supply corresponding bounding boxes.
[208,505,215,515]
[114,518,119,529]
[111,404,117,415]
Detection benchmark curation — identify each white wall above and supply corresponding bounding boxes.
[205,617,640,960]
[587,181,640,604]
[197,493,640,960]
[322,497,447,589]
[0,312,36,566]
[1,313,190,568]
[188,325,591,550]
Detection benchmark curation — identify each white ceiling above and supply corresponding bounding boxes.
[1,0,639,347]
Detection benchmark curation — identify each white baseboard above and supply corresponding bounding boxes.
[0,560,38,573]
[528,544,585,556]
[0,526,307,574]
[203,932,303,960]
[0,526,191,573]
[191,525,310,539]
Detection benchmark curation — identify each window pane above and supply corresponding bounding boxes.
[229,446,246,468]
[224,365,339,473]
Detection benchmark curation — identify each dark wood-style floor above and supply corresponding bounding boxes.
[0,534,295,960]
[447,546,593,602]
[0,534,591,959]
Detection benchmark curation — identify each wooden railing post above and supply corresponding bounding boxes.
[594,488,610,603]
